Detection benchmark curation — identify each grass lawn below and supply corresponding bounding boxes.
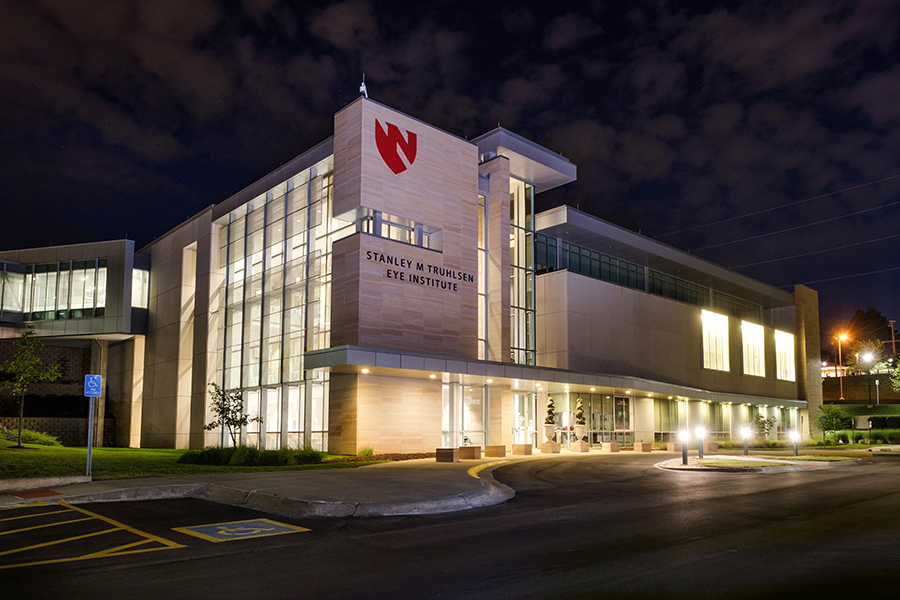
[0,439,386,481]
[698,458,786,468]
[697,455,854,468]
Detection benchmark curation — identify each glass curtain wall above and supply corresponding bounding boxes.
[477,194,488,360]
[219,168,337,450]
[22,260,107,321]
[510,179,535,365]
[588,394,634,445]
[441,383,486,447]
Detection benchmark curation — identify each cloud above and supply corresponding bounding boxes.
[544,14,603,51]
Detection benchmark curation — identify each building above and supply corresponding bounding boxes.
[0,97,822,452]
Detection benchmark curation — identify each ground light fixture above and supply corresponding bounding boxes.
[790,431,800,457]
[679,430,690,465]
[740,426,752,456]
[695,427,706,459]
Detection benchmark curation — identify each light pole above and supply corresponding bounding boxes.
[696,427,706,459]
[837,334,847,400]
[679,430,689,465]
[740,426,751,456]
[863,352,874,408]
[790,431,799,457]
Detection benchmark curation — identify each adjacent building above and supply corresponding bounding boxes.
[0,97,822,452]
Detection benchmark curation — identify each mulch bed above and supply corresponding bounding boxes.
[325,453,436,463]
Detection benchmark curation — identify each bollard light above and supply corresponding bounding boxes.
[790,431,800,457]
[679,430,690,465]
[740,426,751,457]
[696,427,706,459]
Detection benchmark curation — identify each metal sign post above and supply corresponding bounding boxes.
[84,375,102,476]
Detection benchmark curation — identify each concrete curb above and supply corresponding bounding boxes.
[64,483,210,504]
[0,475,92,493]
[655,457,862,473]
[47,463,516,518]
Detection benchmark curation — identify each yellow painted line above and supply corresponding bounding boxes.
[0,516,92,536]
[0,502,47,511]
[0,509,72,523]
[0,501,186,570]
[467,460,509,479]
[0,527,119,558]
[60,501,185,549]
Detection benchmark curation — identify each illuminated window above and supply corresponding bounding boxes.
[702,310,729,372]
[132,269,149,309]
[775,330,796,381]
[741,321,765,377]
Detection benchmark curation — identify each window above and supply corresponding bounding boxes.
[702,310,729,371]
[775,330,796,381]
[132,269,150,308]
[741,321,765,377]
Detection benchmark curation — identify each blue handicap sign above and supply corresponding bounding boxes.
[84,374,102,397]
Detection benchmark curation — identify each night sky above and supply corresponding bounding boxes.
[1,0,898,349]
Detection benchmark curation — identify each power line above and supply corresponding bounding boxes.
[656,173,900,238]
[690,197,900,252]
[730,232,900,269]
[776,265,900,289]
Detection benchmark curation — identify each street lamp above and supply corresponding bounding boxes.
[790,431,800,457]
[679,430,689,465]
[740,426,751,456]
[863,352,874,408]
[696,427,706,459]
[837,334,847,400]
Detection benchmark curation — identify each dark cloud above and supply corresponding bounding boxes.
[0,0,898,340]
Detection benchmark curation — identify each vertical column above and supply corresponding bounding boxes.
[488,384,512,446]
[89,339,108,447]
[482,157,510,362]
[177,244,197,449]
[794,285,822,440]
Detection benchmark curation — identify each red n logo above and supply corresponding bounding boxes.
[375,119,417,174]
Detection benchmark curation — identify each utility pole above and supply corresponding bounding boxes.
[889,320,897,355]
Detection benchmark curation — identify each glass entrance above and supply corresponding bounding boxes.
[513,392,536,446]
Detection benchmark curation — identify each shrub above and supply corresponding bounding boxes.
[295,445,325,464]
[358,446,374,457]
[176,444,328,467]
[17,429,63,446]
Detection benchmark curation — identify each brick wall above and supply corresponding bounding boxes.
[823,374,900,404]
[0,417,116,447]
[0,340,91,396]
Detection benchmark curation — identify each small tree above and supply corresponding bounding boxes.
[751,413,777,438]
[574,397,586,425]
[891,362,900,394]
[0,326,61,448]
[203,383,259,446]
[814,404,853,437]
[545,396,556,425]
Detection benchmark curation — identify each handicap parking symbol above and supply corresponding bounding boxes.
[173,519,309,543]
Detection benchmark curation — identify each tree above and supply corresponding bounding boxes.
[203,383,259,446]
[891,363,900,394]
[847,307,895,344]
[0,326,61,447]
[813,404,853,436]
[845,339,883,373]
[751,413,777,438]
[574,397,586,425]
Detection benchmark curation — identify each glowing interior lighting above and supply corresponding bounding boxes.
[361,369,369,374]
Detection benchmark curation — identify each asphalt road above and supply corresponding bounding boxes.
[3,454,899,599]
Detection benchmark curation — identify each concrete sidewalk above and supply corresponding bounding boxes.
[0,457,520,518]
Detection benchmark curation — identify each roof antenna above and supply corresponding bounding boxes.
[360,73,368,98]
